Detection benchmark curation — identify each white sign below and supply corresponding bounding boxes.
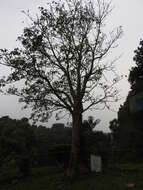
[90,155,102,172]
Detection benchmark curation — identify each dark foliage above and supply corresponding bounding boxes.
[0,115,111,181]
[129,40,143,90]
[109,40,143,163]
[0,116,37,180]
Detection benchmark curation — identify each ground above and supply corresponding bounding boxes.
[1,164,143,190]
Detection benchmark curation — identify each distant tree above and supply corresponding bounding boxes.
[0,0,122,178]
[83,118,111,169]
[109,118,120,140]
[0,116,37,178]
[51,123,65,131]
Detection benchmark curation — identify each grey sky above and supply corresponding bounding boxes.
[0,0,143,132]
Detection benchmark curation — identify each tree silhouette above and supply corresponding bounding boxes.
[129,40,143,90]
[0,116,37,178]
[109,40,143,162]
[0,0,122,178]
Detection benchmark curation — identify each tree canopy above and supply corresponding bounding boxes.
[129,40,143,90]
[0,0,122,122]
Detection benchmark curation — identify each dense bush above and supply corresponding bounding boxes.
[0,116,111,181]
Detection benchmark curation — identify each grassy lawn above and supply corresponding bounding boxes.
[1,164,143,190]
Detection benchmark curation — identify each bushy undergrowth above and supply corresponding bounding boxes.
[1,164,143,190]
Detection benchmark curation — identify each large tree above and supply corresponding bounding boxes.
[0,0,122,177]
[129,39,143,93]
[109,39,143,163]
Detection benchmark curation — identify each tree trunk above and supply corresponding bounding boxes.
[68,111,82,179]
[67,104,90,180]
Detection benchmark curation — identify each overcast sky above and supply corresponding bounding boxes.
[0,0,143,132]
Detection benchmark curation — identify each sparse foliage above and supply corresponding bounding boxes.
[0,0,122,177]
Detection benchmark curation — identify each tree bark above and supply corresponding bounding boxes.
[67,99,90,180]
[68,110,82,179]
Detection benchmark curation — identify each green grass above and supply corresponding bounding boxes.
[1,164,143,190]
